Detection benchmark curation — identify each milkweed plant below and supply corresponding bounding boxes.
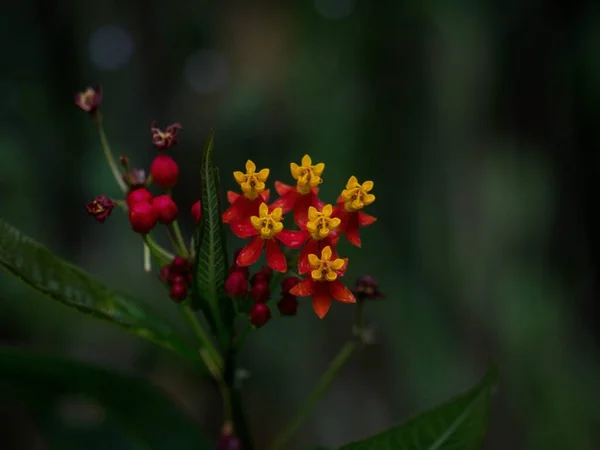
[0,85,498,450]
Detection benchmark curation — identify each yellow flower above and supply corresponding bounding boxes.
[250,203,284,239]
[233,160,270,200]
[308,246,345,282]
[305,204,341,240]
[290,154,325,195]
[340,176,375,212]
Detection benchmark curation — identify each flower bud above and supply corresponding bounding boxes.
[249,302,271,328]
[280,276,300,295]
[153,195,178,224]
[191,200,201,223]
[150,154,179,190]
[128,202,158,234]
[225,271,248,298]
[353,275,384,300]
[126,188,153,208]
[250,265,273,285]
[249,281,270,303]
[170,256,190,274]
[277,294,298,316]
[85,195,114,223]
[169,282,187,302]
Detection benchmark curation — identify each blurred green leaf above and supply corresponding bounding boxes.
[191,130,232,348]
[0,346,212,450]
[0,218,204,371]
[337,365,498,450]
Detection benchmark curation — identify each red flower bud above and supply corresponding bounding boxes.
[277,294,299,316]
[129,202,158,234]
[85,195,114,223]
[171,256,190,274]
[249,302,271,328]
[159,265,171,283]
[353,275,384,301]
[150,154,179,190]
[153,194,178,224]
[74,85,102,114]
[191,200,201,223]
[126,188,153,208]
[170,282,188,302]
[249,280,270,303]
[225,271,248,298]
[251,265,273,285]
[280,276,300,295]
[150,121,182,151]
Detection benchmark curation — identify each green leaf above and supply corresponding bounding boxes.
[191,130,232,348]
[337,365,498,450]
[0,218,204,371]
[0,346,212,450]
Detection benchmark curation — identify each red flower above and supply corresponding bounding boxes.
[222,160,271,227]
[85,195,114,223]
[271,154,324,228]
[234,203,299,273]
[290,246,355,318]
[332,176,376,247]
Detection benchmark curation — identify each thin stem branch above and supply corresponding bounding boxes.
[181,305,223,373]
[167,221,189,258]
[142,234,174,266]
[93,112,127,192]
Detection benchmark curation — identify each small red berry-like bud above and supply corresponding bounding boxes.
[277,294,299,316]
[150,154,179,190]
[249,302,271,328]
[191,200,201,223]
[85,195,114,223]
[170,256,189,274]
[170,282,188,302]
[129,202,158,234]
[225,271,248,298]
[251,265,273,285]
[249,280,270,303]
[74,85,102,114]
[126,188,153,208]
[153,194,178,224]
[170,274,186,287]
[159,265,171,282]
[353,275,385,301]
[151,121,182,151]
[280,276,300,295]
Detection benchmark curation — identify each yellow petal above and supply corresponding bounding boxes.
[330,217,341,229]
[346,176,358,189]
[259,202,269,217]
[307,206,319,221]
[311,269,323,281]
[257,168,270,182]
[331,258,345,270]
[306,221,318,234]
[321,246,332,261]
[363,194,375,205]
[318,226,329,238]
[325,270,338,282]
[254,181,265,192]
[340,189,353,201]
[362,180,374,192]
[245,160,256,174]
[271,207,283,221]
[301,154,312,167]
[250,216,263,229]
[233,171,246,184]
[290,162,301,178]
[272,221,283,234]
[313,163,325,176]
[322,204,333,217]
[241,183,252,194]
[307,253,321,269]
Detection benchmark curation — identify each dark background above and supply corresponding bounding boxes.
[1,1,600,449]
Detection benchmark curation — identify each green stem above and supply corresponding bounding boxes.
[142,234,174,266]
[181,305,223,373]
[267,341,358,450]
[168,220,189,258]
[94,112,127,192]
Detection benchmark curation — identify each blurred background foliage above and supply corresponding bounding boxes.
[1,0,600,449]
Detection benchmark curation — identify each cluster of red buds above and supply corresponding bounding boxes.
[78,84,382,323]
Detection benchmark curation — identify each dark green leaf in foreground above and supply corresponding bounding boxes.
[0,346,211,450]
[338,365,498,450]
[0,218,203,370]
[191,130,232,348]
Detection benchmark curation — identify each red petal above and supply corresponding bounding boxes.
[293,192,317,228]
[266,239,287,273]
[260,189,271,203]
[222,196,247,223]
[236,237,264,267]
[276,230,308,249]
[329,279,356,304]
[227,191,240,204]
[271,190,298,214]
[275,181,293,197]
[298,239,319,275]
[312,289,332,319]
[344,212,361,247]
[230,219,258,239]
[358,211,377,227]
[290,277,315,296]
[336,195,344,204]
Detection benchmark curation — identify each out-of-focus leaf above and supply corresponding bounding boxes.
[191,130,233,349]
[0,218,204,371]
[0,346,212,450]
[337,365,498,450]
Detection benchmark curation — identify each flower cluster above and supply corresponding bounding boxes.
[223,155,377,319]
[159,256,194,302]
